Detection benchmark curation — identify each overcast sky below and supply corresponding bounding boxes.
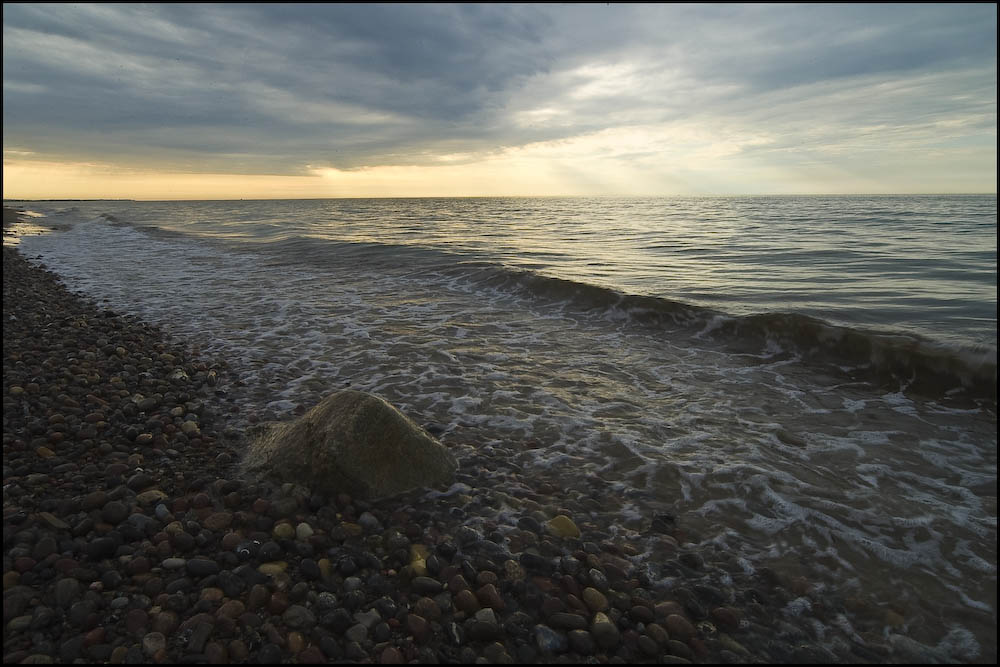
[2,3,997,198]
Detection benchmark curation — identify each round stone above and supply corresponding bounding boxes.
[581,587,608,612]
[283,605,317,630]
[590,612,620,650]
[273,522,295,540]
[141,632,166,657]
[546,515,581,539]
[295,522,314,541]
[665,613,697,642]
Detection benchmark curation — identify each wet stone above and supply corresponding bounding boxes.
[568,629,596,655]
[665,614,697,642]
[186,559,220,577]
[454,589,480,614]
[141,632,165,657]
[411,576,443,596]
[324,607,353,634]
[413,597,441,621]
[54,578,81,608]
[534,624,569,654]
[476,583,505,610]
[638,634,659,656]
[582,587,609,612]
[283,605,316,630]
[646,622,669,645]
[258,541,282,562]
[630,604,655,624]
[517,516,543,533]
[465,608,502,642]
[87,537,119,560]
[203,512,233,532]
[188,620,214,653]
[548,612,588,631]
[591,612,620,650]
[299,558,321,580]
[354,609,381,629]
[406,615,431,643]
[519,552,555,575]
[668,639,694,660]
[588,568,609,591]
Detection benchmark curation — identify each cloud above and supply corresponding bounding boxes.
[2,3,996,194]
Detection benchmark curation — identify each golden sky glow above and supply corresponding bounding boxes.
[5,120,995,200]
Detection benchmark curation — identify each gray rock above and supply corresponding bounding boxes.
[353,609,381,630]
[186,559,220,577]
[461,608,501,642]
[590,612,620,650]
[344,623,369,643]
[101,500,129,525]
[242,390,457,500]
[411,576,443,596]
[358,512,381,532]
[141,632,166,657]
[548,612,588,631]
[283,605,317,630]
[568,629,596,655]
[534,624,569,654]
[54,578,81,608]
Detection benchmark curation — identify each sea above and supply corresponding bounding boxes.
[5,195,997,660]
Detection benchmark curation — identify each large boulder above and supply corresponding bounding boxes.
[242,390,457,500]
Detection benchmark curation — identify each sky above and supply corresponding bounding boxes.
[2,3,997,199]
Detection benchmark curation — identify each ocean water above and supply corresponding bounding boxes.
[7,195,998,660]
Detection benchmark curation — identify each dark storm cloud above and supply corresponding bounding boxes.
[3,3,996,175]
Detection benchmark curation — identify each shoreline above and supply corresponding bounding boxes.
[2,207,983,664]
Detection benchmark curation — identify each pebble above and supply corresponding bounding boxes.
[162,557,186,570]
[665,613,697,642]
[273,522,296,539]
[590,611,620,649]
[259,561,289,576]
[405,615,429,643]
[465,608,502,641]
[187,558,221,577]
[546,514,581,539]
[568,628,596,655]
[534,624,569,653]
[203,512,232,531]
[354,609,382,629]
[668,639,694,660]
[283,605,316,630]
[582,587,609,612]
[141,632,165,657]
[380,647,405,664]
[54,578,80,608]
[411,576,443,596]
[476,583,505,610]
[296,522,314,540]
[135,489,167,505]
[454,589,481,614]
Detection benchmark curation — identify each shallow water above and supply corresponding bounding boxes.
[8,196,997,661]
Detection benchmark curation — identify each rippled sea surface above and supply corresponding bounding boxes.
[8,195,997,661]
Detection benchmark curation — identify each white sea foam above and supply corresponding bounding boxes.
[783,596,812,617]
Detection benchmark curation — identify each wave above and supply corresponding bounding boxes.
[53,210,1000,402]
[457,265,997,402]
[712,311,997,400]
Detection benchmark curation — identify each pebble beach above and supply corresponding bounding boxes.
[1,205,978,665]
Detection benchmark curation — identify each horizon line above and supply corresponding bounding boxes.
[4,192,997,203]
